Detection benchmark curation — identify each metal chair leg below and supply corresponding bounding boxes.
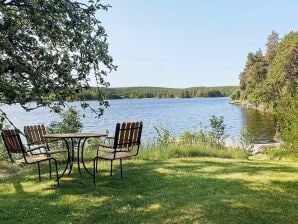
[96,149,99,173]
[110,160,113,176]
[37,162,41,181]
[93,158,97,186]
[120,159,123,179]
[49,159,52,179]
[52,158,59,186]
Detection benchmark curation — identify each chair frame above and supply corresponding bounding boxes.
[24,124,66,155]
[1,129,60,185]
[93,121,143,185]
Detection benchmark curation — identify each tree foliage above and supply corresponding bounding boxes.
[264,32,298,105]
[239,50,268,104]
[238,32,298,106]
[209,115,227,146]
[0,0,116,114]
[236,31,298,150]
[266,31,280,64]
[48,107,82,134]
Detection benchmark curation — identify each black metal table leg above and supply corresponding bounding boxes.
[59,138,71,178]
[68,138,75,175]
[77,138,83,177]
[81,137,94,176]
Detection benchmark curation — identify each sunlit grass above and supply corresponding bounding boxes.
[138,144,248,160]
[0,156,297,224]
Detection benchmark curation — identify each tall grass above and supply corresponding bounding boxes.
[141,120,248,160]
[138,144,248,160]
[265,148,298,161]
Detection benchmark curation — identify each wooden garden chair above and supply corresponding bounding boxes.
[93,121,143,185]
[1,129,60,185]
[24,124,67,155]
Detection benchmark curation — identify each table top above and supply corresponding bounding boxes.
[43,132,107,139]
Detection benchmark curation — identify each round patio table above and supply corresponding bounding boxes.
[44,132,107,178]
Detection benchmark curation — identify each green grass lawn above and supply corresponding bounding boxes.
[0,157,297,224]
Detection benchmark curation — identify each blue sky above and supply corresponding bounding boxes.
[98,0,298,88]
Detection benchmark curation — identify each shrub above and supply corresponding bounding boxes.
[154,125,173,147]
[209,115,227,146]
[180,131,199,144]
[48,107,83,133]
[0,116,10,161]
[239,127,254,150]
[275,95,298,151]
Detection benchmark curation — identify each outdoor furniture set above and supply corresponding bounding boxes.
[1,121,143,186]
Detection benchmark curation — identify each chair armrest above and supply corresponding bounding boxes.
[27,145,45,152]
[97,144,114,149]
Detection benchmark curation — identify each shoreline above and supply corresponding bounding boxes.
[230,100,273,113]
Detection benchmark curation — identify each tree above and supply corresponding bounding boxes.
[0,0,116,118]
[239,50,268,103]
[265,31,280,64]
[265,32,298,105]
[237,31,298,151]
[284,45,298,96]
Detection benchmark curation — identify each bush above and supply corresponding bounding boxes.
[180,131,199,144]
[275,95,298,151]
[0,117,10,161]
[209,115,227,146]
[48,107,83,133]
[230,88,241,100]
[154,125,173,147]
[239,127,254,150]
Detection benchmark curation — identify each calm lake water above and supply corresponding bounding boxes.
[1,97,277,144]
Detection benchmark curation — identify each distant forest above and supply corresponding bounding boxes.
[77,86,237,100]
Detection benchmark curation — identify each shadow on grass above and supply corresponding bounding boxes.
[0,158,297,224]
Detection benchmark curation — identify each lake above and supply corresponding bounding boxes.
[1,97,277,144]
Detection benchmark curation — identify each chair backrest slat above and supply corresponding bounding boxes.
[24,124,46,146]
[24,126,31,145]
[117,122,126,148]
[123,122,132,147]
[129,122,136,147]
[1,129,24,153]
[113,121,143,149]
[132,121,142,146]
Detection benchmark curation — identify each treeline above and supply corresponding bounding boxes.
[232,31,298,150]
[78,86,237,100]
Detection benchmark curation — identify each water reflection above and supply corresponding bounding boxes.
[240,108,277,143]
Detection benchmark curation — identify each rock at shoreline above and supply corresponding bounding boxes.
[251,143,281,155]
[223,138,282,155]
[234,100,273,112]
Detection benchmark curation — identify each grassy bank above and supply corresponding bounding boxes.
[138,144,248,160]
[0,156,297,224]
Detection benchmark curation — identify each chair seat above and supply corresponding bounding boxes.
[16,154,49,164]
[101,152,132,160]
[98,147,114,153]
